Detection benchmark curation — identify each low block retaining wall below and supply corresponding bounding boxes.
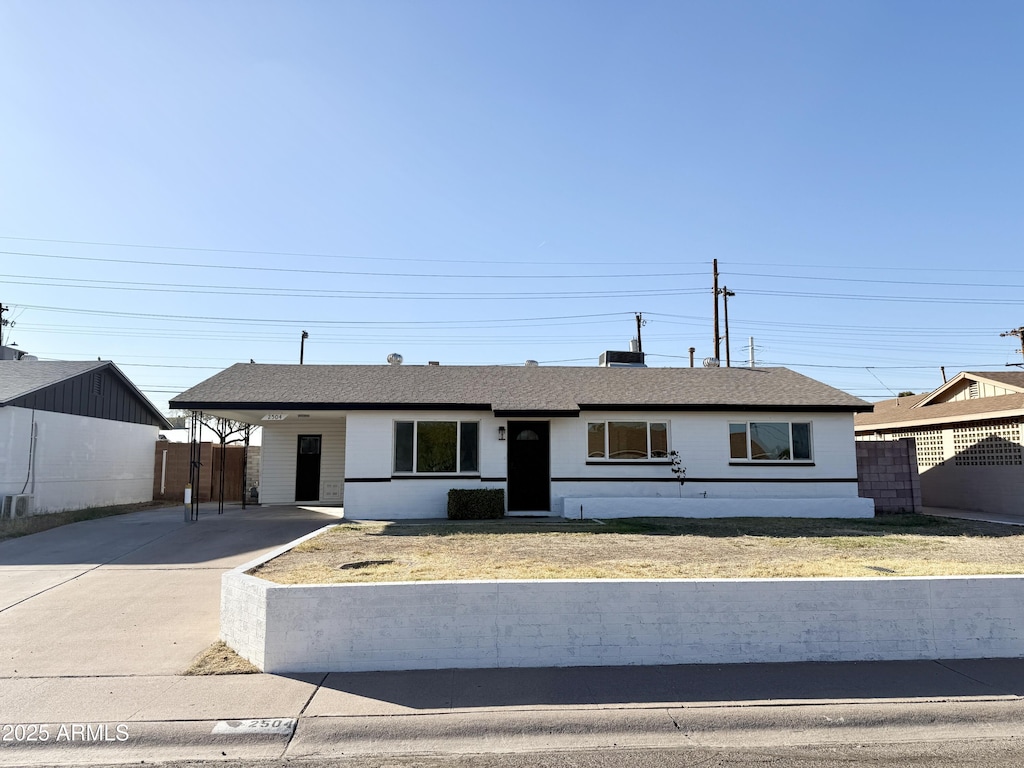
[561,497,875,519]
[222,526,1024,673]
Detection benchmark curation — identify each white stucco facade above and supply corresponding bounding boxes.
[0,406,158,514]
[256,409,866,519]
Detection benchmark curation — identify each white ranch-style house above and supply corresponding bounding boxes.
[171,358,875,519]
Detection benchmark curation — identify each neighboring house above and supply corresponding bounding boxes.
[855,370,1024,517]
[0,360,172,515]
[170,356,874,519]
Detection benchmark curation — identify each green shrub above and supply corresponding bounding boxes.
[447,488,505,520]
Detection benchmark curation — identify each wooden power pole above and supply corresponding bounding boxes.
[1001,327,1024,366]
[712,260,720,362]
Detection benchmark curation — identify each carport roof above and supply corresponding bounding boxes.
[170,363,871,415]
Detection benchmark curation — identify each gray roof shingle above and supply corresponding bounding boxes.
[170,364,870,413]
[0,360,172,428]
[0,360,106,403]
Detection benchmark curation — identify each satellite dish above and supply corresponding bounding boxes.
[387,353,403,366]
[702,357,720,368]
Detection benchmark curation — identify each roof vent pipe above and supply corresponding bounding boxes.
[689,347,695,367]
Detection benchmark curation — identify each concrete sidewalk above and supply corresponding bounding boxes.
[4,658,1024,726]
[2,658,1024,765]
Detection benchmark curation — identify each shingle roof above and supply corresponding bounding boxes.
[855,391,1024,429]
[0,360,106,403]
[962,370,1024,390]
[171,364,870,414]
[855,370,1024,430]
[0,360,172,428]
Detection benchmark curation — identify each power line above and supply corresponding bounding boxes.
[13,303,649,328]
[727,270,1024,290]
[742,289,1023,305]
[3,249,707,281]
[1,275,707,301]
[0,235,709,268]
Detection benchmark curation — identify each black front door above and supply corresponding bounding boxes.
[295,435,322,502]
[507,421,550,512]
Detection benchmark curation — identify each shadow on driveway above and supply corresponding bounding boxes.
[0,504,337,568]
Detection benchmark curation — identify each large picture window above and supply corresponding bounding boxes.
[730,422,812,461]
[587,421,669,460]
[394,421,479,474]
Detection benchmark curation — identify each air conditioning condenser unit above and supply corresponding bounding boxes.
[1,494,33,519]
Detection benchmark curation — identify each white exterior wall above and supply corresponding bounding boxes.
[343,410,503,519]
[337,410,862,520]
[0,406,157,514]
[259,417,346,505]
[551,410,860,514]
[223,543,1024,672]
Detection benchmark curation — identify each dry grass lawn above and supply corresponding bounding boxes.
[251,514,1024,583]
[183,641,260,675]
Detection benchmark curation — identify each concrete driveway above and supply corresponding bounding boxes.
[0,504,336,676]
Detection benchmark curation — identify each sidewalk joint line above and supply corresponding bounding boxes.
[282,672,329,758]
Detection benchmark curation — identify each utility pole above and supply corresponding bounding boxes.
[721,287,735,367]
[300,330,309,365]
[1001,327,1024,366]
[634,312,645,353]
[749,336,755,368]
[0,303,7,347]
[712,260,720,361]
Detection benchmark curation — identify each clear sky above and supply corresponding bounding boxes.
[2,0,1022,412]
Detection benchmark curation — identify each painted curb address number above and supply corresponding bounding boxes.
[212,719,296,736]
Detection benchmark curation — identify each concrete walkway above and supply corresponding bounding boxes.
[922,505,1024,527]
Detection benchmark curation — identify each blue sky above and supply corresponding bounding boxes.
[2,0,1022,411]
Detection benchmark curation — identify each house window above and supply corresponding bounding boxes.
[587,421,669,460]
[730,422,812,461]
[394,421,480,474]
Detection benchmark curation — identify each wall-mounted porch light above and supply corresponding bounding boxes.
[498,426,507,441]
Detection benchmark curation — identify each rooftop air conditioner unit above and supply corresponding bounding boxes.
[1,494,32,519]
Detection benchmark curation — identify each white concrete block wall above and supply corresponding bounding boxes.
[219,572,268,669]
[222,540,1024,672]
[562,496,875,519]
[260,417,346,504]
[0,407,158,514]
